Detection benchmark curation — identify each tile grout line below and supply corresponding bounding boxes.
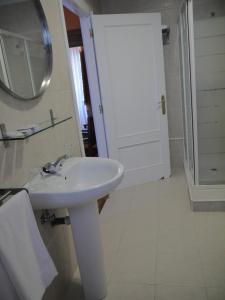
[194,219,210,300]
[153,182,161,300]
[105,195,133,287]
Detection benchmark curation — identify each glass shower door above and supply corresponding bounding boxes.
[192,0,225,184]
[179,3,195,181]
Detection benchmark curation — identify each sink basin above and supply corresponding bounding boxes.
[27,157,124,210]
[26,156,124,300]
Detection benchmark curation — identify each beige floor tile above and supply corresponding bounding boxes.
[101,192,132,220]
[131,197,159,219]
[100,209,127,253]
[156,252,204,286]
[106,283,155,300]
[122,212,158,245]
[192,211,225,230]
[159,206,195,229]
[206,287,225,300]
[65,169,225,299]
[156,285,207,300]
[159,174,190,213]
[157,225,198,254]
[158,209,197,254]
[201,251,225,287]
[193,214,225,253]
[198,231,225,255]
[159,171,187,193]
[100,202,130,282]
[159,192,190,209]
[159,185,190,214]
[159,179,188,196]
[130,181,160,213]
[110,244,157,284]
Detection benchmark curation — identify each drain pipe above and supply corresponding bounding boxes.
[40,210,70,226]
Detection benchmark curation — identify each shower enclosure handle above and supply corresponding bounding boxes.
[161,95,166,115]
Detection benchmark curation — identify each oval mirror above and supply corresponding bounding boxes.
[0,0,52,100]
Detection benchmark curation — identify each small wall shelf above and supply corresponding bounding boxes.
[0,116,72,143]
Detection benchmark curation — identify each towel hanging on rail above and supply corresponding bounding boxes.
[0,190,57,300]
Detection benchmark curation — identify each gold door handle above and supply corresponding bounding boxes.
[161,95,166,115]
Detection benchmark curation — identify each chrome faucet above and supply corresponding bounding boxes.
[42,154,68,174]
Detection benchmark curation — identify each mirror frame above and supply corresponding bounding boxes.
[0,0,53,100]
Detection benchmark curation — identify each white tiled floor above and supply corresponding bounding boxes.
[65,169,225,300]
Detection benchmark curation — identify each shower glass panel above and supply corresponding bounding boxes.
[179,3,195,180]
[27,41,49,95]
[0,54,5,83]
[2,36,33,97]
[193,0,225,184]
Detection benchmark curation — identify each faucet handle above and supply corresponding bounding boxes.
[41,154,69,175]
[42,162,58,174]
[52,154,69,171]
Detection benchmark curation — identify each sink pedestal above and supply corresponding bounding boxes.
[69,202,107,300]
[27,157,124,298]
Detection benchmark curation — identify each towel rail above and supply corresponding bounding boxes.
[0,188,71,227]
[0,188,29,206]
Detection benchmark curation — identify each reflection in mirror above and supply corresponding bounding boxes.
[0,0,52,100]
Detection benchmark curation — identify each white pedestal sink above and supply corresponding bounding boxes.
[26,157,124,300]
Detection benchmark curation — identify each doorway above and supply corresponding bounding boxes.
[63,7,98,157]
[62,5,108,211]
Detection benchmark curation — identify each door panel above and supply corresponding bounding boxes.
[119,142,162,170]
[92,13,170,187]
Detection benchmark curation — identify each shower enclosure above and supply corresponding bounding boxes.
[179,0,225,210]
[0,29,45,98]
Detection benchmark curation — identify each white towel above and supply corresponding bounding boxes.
[0,191,58,300]
[0,258,18,300]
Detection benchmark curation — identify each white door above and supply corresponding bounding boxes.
[92,13,171,188]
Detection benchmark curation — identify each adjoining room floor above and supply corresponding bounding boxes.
[65,169,225,300]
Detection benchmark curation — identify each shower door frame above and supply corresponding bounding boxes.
[179,0,199,185]
[178,2,194,181]
[179,0,225,211]
[187,0,199,185]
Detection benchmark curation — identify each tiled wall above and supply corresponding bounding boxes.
[0,0,89,299]
[99,0,184,169]
[194,4,225,183]
[193,0,225,21]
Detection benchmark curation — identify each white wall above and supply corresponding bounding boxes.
[0,0,99,299]
[99,0,184,169]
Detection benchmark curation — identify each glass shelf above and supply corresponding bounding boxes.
[0,116,72,141]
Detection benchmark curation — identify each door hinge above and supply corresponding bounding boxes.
[99,104,103,114]
[89,28,94,38]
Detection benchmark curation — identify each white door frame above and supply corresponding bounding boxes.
[80,17,108,157]
[60,0,108,158]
